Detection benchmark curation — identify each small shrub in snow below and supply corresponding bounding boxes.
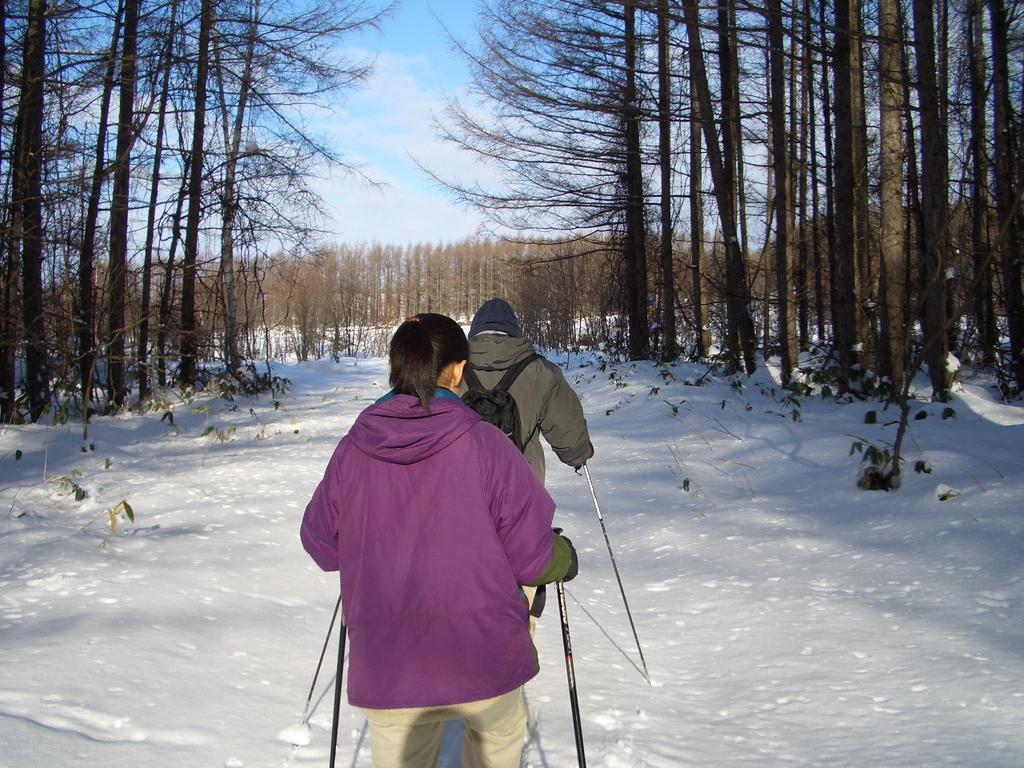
[850,438,901,491]
[201,424,237,443]
[51,471,88,502]
[80,499,136,535]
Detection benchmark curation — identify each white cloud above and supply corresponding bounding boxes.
[311,163,483,245]
[308,48,504,244]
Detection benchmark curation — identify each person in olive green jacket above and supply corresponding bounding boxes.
[463,298,594,485]
[462,299,593,632]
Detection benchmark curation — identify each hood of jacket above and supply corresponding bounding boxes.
[348,393,481,465]
[467,334,537,372]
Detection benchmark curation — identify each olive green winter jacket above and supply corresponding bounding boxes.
[461,334,593,484]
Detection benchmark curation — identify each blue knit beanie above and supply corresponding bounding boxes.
[468,299,521,339]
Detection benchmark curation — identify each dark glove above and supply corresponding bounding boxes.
[529,584,547,618]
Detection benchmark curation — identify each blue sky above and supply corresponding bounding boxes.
[312,0,492,244]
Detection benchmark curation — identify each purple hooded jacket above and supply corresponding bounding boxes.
[300,391,556,709]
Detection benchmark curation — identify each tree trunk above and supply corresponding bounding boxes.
[851,1,874,370]
[77,0,124,416]
[138,0,180,402]
[16,0,48,421]
[899,0,923,333]
[214,0,261,376]
[623,0,649,360]
[967,0,996,365]
[157,173,190,388]
[768,0,797,384]
[878,0,907,389]
[723,0,750,263]
[657,0,676,361]
[819,0,836,345]
[106,0,141,409]
[796,0,811,349]
[912,0,951,398]
[988,0,1024,390]
[0,240,15,422]
[717,0,739,358]
[682,0,757,374]
[832,0,867,389]
[689,57,710,358]
[0,0,15,422]
[180,0,214,388]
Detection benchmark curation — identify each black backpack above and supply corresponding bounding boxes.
[461,353,541,452]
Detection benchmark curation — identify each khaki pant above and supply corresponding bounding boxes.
[360,687,527,768]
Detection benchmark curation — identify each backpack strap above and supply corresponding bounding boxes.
[491,352,541,393]
[497,353,542,450]
[465,353,540,392]
[462,364,486,392]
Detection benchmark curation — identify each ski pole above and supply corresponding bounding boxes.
[581,465,650,684]
[300,595,341,725]
[328,619,348,768]
[556,581,586,768]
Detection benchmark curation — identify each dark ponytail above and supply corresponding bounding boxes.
[389,313,469,409]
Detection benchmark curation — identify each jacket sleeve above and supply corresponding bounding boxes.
[477,424,557,585]
[537,360,594,468]
[524,534,575,586]
[299,445,344,572]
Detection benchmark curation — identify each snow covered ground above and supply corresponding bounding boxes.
[1,355,1022,767]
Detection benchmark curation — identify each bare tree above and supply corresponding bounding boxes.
[688,54,711,359]
[435,0,657,359]
[623,0,649,359]
[179,0,214,389]
[818,0,837,347]
[682,0,757,374]
[106,0,141,408]
[74,0,124,417]
[137,0,182,403]
[208,0,384,377]
[768,0,797,383]
[912,0,952,398]
[966,0,997,366]
[878,0,907,387]
[212,0,261,376]
[0,0,16,422]
[656,0,676,360]
[717,0,749,265]
[14,0,49,421]
[831,0,868,387]
[795,0,813,348]
[988,0,1023,390]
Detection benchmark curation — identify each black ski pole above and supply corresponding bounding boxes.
[556,581,586,768]
[300,595,341,725]
[581,465,650,684]
[328,619,348,768]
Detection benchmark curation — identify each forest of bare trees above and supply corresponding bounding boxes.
[439,0,1023,395]
[1,0,1022,423]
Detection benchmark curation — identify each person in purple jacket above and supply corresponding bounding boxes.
[300,312,578,768]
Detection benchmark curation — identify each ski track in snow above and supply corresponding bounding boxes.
[2,356,1023,767]
[0,691,207,746]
